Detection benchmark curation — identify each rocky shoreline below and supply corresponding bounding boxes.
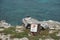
[0,20,60,40]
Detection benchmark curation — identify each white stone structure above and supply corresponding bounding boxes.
[22,16,39,27]
[22,17,60,30]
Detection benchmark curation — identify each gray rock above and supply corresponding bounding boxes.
[20,37,29,40]
[39,38,42,40]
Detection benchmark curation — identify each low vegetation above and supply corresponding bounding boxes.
[0,27,60,40]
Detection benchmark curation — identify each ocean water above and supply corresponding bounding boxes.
[0,0,60,25]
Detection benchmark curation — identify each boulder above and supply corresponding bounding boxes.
[16,25,25,32]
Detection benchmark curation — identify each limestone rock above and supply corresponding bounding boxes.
[16,25,25,32]
[13,37,29,40]
[20,37,29,40]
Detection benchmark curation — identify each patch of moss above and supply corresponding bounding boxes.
[3,27,16,34]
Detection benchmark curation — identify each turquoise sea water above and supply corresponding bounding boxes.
[0,0,60,25]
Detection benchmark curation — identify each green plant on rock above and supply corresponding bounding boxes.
[3,27,16,34]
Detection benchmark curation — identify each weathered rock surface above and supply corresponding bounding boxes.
[39,20,60,30]
[15,25,25,32]
[13,37,29,40]
[0,20,11,28]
